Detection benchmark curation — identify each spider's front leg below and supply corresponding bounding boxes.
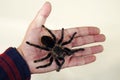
[62,32,77,46]
[55,58,65,72]
[57,28,64,44]
[64,47,84,56]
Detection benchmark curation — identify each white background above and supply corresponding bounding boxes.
[0,0,120,80]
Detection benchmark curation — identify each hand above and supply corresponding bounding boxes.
[17,2,105,74]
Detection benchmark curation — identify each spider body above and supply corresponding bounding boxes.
[26,25,84,72]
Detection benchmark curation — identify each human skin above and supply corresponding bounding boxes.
[17,2,105,74]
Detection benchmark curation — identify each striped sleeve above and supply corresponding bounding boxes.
[0,47,31,80]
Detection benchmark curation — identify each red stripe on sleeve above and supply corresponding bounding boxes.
[0,58,15,80]
[1,53,21,80]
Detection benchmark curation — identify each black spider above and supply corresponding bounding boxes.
[26,25,84,72]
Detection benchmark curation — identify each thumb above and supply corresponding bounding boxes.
[30,2,51,28]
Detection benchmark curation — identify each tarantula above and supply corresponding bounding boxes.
[26,25,84,72]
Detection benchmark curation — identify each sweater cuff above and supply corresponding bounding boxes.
[2,47,31,80]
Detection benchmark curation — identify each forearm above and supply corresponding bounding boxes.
[0,47,31,80]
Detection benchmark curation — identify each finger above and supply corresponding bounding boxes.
[30,2,51,28]
[65,27,100,37]
[54,27,100,38]
[71,34,105,47]
[57,26,100,37]
[65,55,96,67]
[73,45,103,57]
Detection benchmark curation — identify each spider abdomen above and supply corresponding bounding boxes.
[41,36,55,48]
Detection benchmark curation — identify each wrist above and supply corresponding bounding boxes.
[17,46,25,59]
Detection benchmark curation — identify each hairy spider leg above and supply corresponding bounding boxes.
[71,48,84,53]
[42,25,56,41]
[55,58,65,72]
[57,28,64,44]
[26,41,50,51]
[36,57,53,69]
[62,32,77,46]
[34,53,51,63]
[64,47,84,56]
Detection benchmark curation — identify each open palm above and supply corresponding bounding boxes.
[17,2,105,74]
